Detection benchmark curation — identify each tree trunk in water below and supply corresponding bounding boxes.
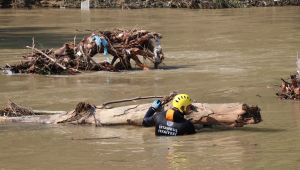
[0,102,262,128]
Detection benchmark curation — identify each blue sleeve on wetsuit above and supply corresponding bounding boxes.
[142,107,156,127]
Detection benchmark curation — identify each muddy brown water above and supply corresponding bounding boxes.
[0,7,300,170]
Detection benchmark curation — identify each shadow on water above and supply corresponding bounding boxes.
[118,64,195,71]
[234,127,286,133]
[0,26,85,49]
[0,123,56,132]
[158,64,196,70]
[1,64,193,76]
[197,126,286,133]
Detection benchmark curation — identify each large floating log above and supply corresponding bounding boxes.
[0,100,262,128]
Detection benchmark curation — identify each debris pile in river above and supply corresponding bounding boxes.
[0,100,34,117]
[276,73,300,100]
[57,102,98,125]
[276,58,300,100]
[3,47,116,75]
[2,29,164,75]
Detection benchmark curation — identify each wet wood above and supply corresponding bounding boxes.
[26,46,66,70]
[0,100,67,116]
[277,73,300,100]
[4,29,164,74]
[97,96,164,109]
[32,110,67,115]
[0,94,262,128]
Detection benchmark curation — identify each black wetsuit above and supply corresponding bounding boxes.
[142,107,195,136]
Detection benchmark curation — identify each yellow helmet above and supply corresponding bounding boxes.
[172,94,192,113]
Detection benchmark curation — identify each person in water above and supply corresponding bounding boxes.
[142,94,195,136]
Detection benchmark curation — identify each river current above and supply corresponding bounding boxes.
[0,7,300,170]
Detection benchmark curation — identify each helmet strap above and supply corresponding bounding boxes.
[180,106,186,114]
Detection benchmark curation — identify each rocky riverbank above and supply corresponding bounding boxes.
[1,0,299,9]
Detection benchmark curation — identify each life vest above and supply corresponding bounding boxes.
[165,109,175,121]
[154,110,195,136]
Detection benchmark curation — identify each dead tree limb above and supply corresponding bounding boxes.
[97,96,164,109]
[25,46,67,70]
[32,110,67,115]
[281,78,291,86]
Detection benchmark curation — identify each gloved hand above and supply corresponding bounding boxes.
[151,100,161,110]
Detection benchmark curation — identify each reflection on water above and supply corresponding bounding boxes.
[166,143,190,170]
[80,10,91,29]
[0,7,300,170]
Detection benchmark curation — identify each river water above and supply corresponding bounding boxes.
[0,7,300,170]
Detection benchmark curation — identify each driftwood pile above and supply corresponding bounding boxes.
[3,47,116,75]
[0,100,66,117]
[98,29,163,70]
[276,74,300,100]
[0,100,34,117]
[2,29,163,75]
[276,58,300,100]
